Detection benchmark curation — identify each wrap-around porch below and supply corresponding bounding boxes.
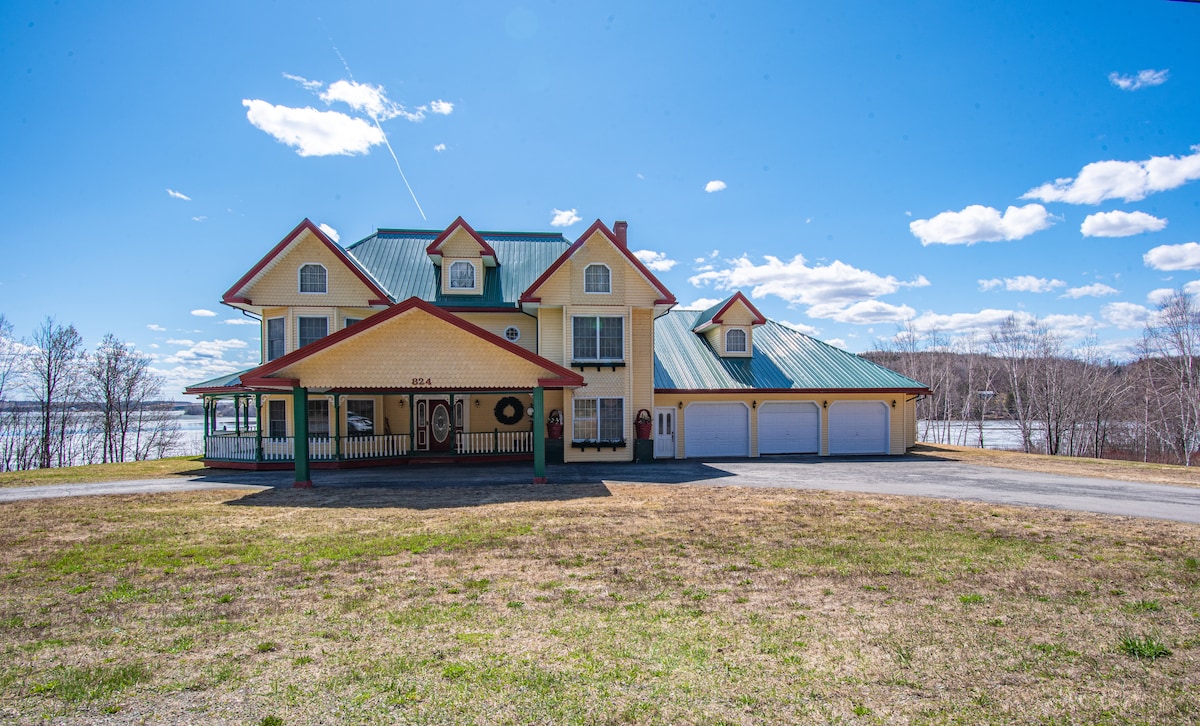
[198,387,555,472]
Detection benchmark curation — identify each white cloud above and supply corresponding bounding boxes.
[223,318,259,326]
[318,223,340,242]
[1023,145,1200,204]
[1144,241,1200,271]
[434,143,446,152]
[282,72,323,91]
[320,80,398,120]
[978,276,1066,293]
[632,249,677,271]
[806,300,917,324]
[242,99,384,157]
[429,100,453,115]
[704,180,727,193]
[1147,288,1176,305]
[191,309,217,317]
[1108,69,1169,91]
[1186,280,1200,296]
[147,324,166,332]
[777,320,820,336]
[167,188,191,201]
[1103,302,1152,329]
[549,208,581,227]
[151,338,255,396]
[690,254,928,311]
[1080,210,1167,237]
[1041,313,1099,337]
[824,338,847,349]
[1062,283,1119,299]
[682,297,722,311]
[909,204,1054,245]
[908,309,1032,336]
[192,216,207,222]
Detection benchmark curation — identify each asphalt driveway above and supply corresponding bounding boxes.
[3,455,1200,524]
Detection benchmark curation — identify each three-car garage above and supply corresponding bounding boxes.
[679,399,892,458]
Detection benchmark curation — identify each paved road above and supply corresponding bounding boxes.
[3,456,1200,524]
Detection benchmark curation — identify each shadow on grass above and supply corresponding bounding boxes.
[225,481,618,510]
[213,459,743,510]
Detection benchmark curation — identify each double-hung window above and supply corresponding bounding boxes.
[268,400,287,438]
[266,317,285,361]
[297,316,327,348]
[346,399,374,437]
[572,316,623,362]
[449,260,475,290]
[299,264,327,294]
[573,398,624,443]
[307,400,330,438]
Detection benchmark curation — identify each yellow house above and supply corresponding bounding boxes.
[187,217,929,485]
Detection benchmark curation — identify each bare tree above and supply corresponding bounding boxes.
[25,318,84,468]
[990,315,1039,453]
[1139,290,1200,466]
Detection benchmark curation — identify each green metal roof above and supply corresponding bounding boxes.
[691,296,730,331]
[185,367,255,392]
[654,310,929,391]
[345,230,571,307]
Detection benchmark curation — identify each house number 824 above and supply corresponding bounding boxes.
[411,377,433,386]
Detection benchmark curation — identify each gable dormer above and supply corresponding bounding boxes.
[222,219,391,313]
[518,220,676,310]
[426,217,498,296]
[692,292,766,358]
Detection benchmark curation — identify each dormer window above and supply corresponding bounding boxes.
[584,264,611,293]
[726,328,747,353]
[299,264,327,294]
[449,260,476,289]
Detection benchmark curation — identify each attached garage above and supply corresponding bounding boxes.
[684,402,749,457]
[828,401,889,455]
[757,401,820,454]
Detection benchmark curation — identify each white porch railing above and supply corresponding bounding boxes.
[456,430,534,454]
[206,435,258,460]
[342,434,410,459]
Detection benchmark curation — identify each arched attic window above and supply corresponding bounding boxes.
[584,263,611,293]
[299,263,327,294]
[449,260,476,289]
[726,328,747,353]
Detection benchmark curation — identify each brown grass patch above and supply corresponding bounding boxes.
[0,457,208,489]
[0,483,1197,723]
[912,443,1200,488]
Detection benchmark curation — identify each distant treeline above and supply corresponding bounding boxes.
[862,290,1199,466]
[0,315,180,471]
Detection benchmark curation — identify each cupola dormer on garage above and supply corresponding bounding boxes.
[691,292,767,358]
[426,216,499,296]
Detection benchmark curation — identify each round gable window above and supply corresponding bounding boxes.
[503,326,521,342]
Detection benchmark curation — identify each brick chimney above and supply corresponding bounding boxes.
[613,220,628,249]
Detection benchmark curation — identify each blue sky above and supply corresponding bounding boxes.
[2,1,1199,397]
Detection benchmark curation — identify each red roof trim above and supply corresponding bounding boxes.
[221,218,392,306]
[424,216,499,260]
[518,219,677,304]
[714,292,767,326]
[239,296,585,388]
[655,387,932,395]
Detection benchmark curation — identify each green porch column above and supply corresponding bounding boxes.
[532,386,546,483]
[293,386,312,488]
[254,394,263,463]
[333,394,341,460]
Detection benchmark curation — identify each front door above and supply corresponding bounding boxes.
[428,399,454,452]
[654,407,676,458]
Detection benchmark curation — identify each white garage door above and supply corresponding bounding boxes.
[758,402,820,454]
[685,403,749,458]
[828,401,889,455]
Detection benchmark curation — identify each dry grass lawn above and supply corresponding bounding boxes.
[0,456,207,488]
[1,479,1198,724]
[912,443,1200,489]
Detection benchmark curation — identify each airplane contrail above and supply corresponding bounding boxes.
[327,35,426,221]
